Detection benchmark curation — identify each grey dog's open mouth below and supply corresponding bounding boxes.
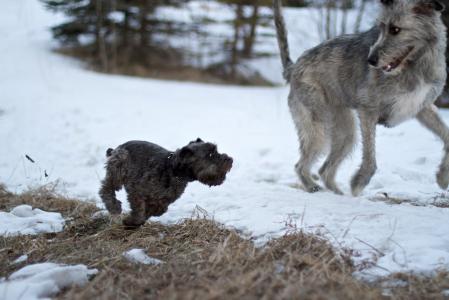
[382,46,414,73]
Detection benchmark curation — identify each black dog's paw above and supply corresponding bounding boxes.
[122,216,145,230]
[108,202,122,215]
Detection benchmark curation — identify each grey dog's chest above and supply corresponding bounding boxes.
[378,82,434,127]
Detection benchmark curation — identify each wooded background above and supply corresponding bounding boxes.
[42,0,449,99]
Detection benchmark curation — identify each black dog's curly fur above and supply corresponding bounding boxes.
[99,139,233,227]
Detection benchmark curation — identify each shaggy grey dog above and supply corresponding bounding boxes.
[274,0,448,196]
[99,139,233,227]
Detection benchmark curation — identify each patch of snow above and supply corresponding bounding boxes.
[12,255,28,264]
[0,205,65,236]
[91,210,110,219]
[0,263,97,300]
[381,279,408,288]
[123,249,163,265]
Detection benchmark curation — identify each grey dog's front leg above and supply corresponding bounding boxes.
[351,111,378,196]
[417,105,449,189]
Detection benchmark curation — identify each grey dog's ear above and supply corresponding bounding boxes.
[414,0,445,15]
[433,0,445,11]
[380,0,394,6]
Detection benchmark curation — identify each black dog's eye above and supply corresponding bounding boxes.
[389,25,401,35]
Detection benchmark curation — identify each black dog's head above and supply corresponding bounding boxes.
[174,138,233,186]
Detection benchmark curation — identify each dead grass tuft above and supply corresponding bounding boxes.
[1,185,449,299]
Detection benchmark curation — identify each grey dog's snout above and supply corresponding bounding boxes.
[368,54,379,67]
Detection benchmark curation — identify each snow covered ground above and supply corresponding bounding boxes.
[0,263,97,300]
[0,205,65,236]
[1,0,449,279]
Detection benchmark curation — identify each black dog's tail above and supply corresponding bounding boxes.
[273,0,293,82]
[106,148,114,157]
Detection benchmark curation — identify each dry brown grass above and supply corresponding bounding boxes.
[1,184,449,299]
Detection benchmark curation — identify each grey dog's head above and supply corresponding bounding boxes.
[174,138,233,186]
[368,0,445,75]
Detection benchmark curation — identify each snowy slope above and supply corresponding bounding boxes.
[1,0,449,278]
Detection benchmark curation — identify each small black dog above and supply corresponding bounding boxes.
[99,139,233,227]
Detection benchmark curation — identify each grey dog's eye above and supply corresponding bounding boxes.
[389,25,401,35]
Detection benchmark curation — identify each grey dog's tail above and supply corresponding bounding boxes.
[273,0,293,82]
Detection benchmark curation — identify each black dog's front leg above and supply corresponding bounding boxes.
[123,192,147,228]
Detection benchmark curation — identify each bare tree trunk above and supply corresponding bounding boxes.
[243,2,259,58]
[354,0,367,33]
[140,0,150,47]
[316,6,325,41]
[122,8,130,46]
[325,1,332,40]
[95,0,108,72]
[331,0,337,38]
[110,0,117,73]
[231,4,243,75]
[119,6,131,68]
[340,0,350,35]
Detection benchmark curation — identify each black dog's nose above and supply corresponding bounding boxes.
[223,156,233,171]
[368,54,379,67]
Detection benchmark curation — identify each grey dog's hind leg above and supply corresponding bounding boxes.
[417,105,449,189]
[290,90,326,193]
[351,111,378,196]
[319,108,356,195]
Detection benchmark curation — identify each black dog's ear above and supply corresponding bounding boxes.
[380,0,394,6]
[188,138,204,145]
[179,147,194,158]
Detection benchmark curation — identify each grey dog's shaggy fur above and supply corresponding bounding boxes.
[99,139,233,227]
[274,0,449,195]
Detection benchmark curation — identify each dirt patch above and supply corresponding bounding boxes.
[1,185,449,299]
[369,192,449,209]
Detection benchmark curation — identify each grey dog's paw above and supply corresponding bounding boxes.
[307,185,322,193]
[351,165,377,197]
[351,173,369,197]
[437,167,449,190]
